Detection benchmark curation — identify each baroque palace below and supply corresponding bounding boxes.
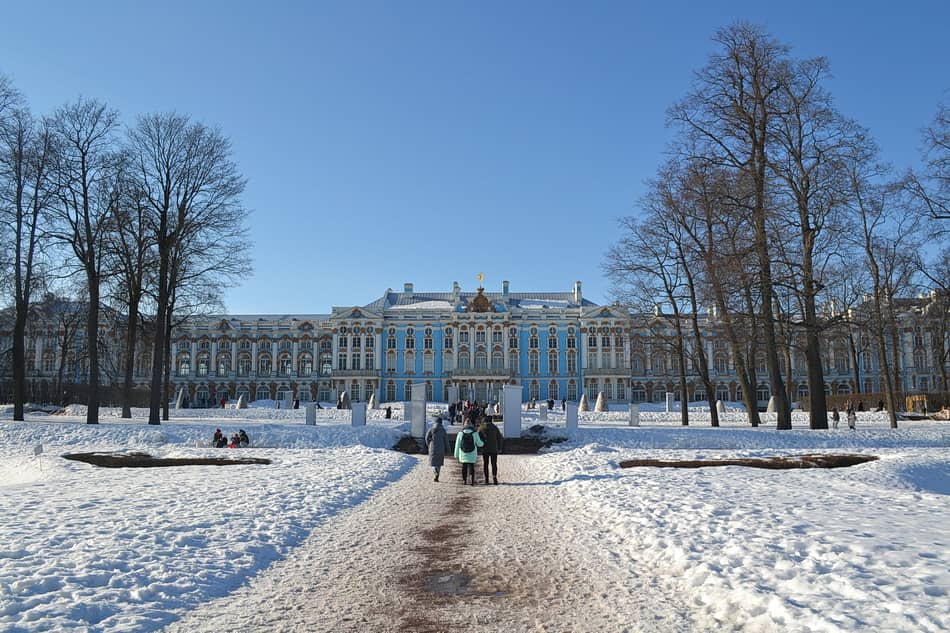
[3,281,947,408]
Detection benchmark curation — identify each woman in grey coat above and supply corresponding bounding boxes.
[424,416,451,482]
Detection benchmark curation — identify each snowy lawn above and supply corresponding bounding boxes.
[530,422,950,632]
[1,403,948,632]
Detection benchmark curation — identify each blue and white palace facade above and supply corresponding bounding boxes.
[4,281,946,408]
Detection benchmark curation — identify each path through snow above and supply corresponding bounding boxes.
[164,455,693,632]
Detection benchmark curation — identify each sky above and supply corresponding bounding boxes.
[3,1,948,314]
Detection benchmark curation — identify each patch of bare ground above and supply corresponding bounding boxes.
[62,452,271,468]
[619,453,878,469]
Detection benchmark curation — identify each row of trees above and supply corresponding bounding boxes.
[0,74,251,424]
[605,23,949,430]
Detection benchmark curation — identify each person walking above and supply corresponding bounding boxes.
[476,415,504,485]
[846,400,857,430]
[454,421,483,485]
[424,416,451,482]
[831,407,840,430]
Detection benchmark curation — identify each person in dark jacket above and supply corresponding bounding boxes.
[476,416,504,485]
[424,416,451,482]
[238,429,249,447]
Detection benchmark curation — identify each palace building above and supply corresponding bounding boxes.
[2,282,947,408]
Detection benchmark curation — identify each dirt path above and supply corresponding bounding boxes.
[165,455,692,632]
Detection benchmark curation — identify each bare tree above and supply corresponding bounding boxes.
[128,113,249,425]
[105,159,156,418]
[0,81,58,421]
[907,103,950,224]
[47,98,120,424]
[670,23,793,428]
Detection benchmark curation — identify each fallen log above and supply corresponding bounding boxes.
[618,454,878,470]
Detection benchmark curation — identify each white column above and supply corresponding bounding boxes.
[231,344,238,372]
[331,333,339,369]
[35,335,44,374]
[210,340,218,376]
[270,340,277,377]
[251,340,259,376]
[190,340,198,371]
[292,338,299,375]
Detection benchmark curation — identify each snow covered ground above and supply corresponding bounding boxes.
[1,403,948,631]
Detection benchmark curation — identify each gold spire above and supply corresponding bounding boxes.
[477,272,484,284]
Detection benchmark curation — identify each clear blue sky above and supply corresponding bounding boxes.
[4,1,948,314]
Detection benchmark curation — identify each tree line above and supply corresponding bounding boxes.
[604,23,949,430]
[0,74,251,425]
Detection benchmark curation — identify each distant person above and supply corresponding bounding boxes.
[476,416,504,485]
[316,401,323,409]
[846,402,857,430]
[220,396,227,409]
[876,400,885,412]
[857,400,865,412]
[424,416,451,482]
[561,398,566,411]
[454,421,483,485]
[228,432,241,448]
[831,407,840,430]
[385,405,392,420]
[293,399,300,410]
[213,428,224,446]
[238,429,249,448]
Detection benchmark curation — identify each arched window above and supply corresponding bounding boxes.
[320,352,332,376]
[529,328,539,349]
[458,351,470,370]
[474,350,488,369]
[196,353,210,376]
[177,353,191,376]
[386,381,396,402]
[255,386,271,401]
[217,353,231,375]
[350,381,361,402]
[567,379,578,401]
[714,353,728,374]
[914,349,928,370]
[258,354,271,375]
[548,380,559,400]
[238,353,251,376]
[529,380,540,401]
[386,351,396,373]
[632,385,646,403]
[567,350,577,374]
[365,351,375,370]
[509,350,518,373]
[548,350,559,374]
[491,350,504,370]
[423,353,434,373]
[404,351,415,374]
[617,380,626,401]
[443,351,454,372]
[756,384,770,402]
[278,352,292,375]
[298,353,313,376]
[651,354,666,374]
[716,384,730,402]
[404,382,412,400]
[529,351,539,374]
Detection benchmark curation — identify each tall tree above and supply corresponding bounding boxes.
[0,80,57,421]
[48,98,120,425]
[918,248,950,393]
[128,113,249,425]
[670,23,793,428]
[106,160,156,418]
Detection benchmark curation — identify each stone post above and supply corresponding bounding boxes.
[351,402,367,427]
[539,404,547,421]
[665,392,674,413]
[628,403,640,427]
[502,383,522,438]
[410,382,427,438]
[566,402,579,431]
[305,402,316,425]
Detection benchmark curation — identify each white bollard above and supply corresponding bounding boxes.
[628,403,640,427]
[351,402,367,427]
[539,404,547,421]
[665,392,674,413]
[566,402,579,431]
[306,403,316,425]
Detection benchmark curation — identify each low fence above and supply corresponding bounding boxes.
[800,391,950,413]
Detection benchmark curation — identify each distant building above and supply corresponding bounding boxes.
[2,282,947,407]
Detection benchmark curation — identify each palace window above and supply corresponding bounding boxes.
[475,351,488,370]
[568,380,578,401]
[337,352,347,370]
[492,329,502,345]
[617,381,626,401]
[529,381,540,401]
[238,354,251,376]
[278,353,292,375]
[491,351,504,370]
[529,351,539,375]
[529,329,539,349]
[458,352,470,370]
[177,354,191,376]
[351,354,361,371]
[365,352,375,370]
[549,380,559,400]
[443,351,454,371]
[459,329,469,344]
[567,350,577,374]
[258,355,272,374]
[218,354,231,375]
[320,352,332,376]
[632,386,646,403]
[386,381,396,402]
[404,351,415,374]
[423,353,434,374]
[424,328,433,350]
[588,350,598,370]
[197,354,210,376]
[588,333,597,348]
[405,328,415,350]
[548,350,559,374]
[256,387,272,401]
[756,384,770,402]
[299,354,313,376]
[476,330,486,344]
[509,350,519,373]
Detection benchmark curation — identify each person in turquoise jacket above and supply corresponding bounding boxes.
[454,421,484,485]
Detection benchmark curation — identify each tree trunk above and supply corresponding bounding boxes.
[85,278,100,424]
[120,299,139,418]
[803,289,829,429]
[12,313,27,421]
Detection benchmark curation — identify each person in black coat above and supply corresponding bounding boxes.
[476,416,504,485]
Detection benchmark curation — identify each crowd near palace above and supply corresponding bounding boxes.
[3,280,948,409]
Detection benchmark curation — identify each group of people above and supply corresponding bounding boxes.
[831,400,861,430]
[424,415,504,485]
[212,428,249,448]
[448,400,496,426]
